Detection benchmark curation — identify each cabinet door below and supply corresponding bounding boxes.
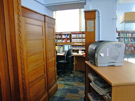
[45,17,57,91]
[22,17,48,101]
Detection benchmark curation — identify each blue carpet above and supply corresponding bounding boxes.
[49,71,85,101]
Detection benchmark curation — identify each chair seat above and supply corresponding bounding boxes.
[57,60,68,64]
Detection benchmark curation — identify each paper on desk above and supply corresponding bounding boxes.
[57,53,64,55]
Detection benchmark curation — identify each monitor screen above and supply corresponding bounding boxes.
[63,44,71,52]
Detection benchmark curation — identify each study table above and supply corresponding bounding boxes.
[57,53,85,71]
[85,60,135,101]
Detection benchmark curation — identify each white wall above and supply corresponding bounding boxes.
[116,2,135,31]
[21,0,54,17]
[85,0,117,41]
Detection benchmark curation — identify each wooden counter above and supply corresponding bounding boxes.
[85,61,135,101]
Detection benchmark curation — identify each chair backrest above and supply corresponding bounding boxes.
[65,49,72,61]
[56,50,57,62]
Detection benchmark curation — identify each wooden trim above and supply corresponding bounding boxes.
[3,0,17,100]
[48,82,58,99]
[85,11,96,61]
[45,15,55,20]
[84,11,96,19]
[44,16,55,24]
[22,6,44,22]
[22,6,44,16]
[0,0,12,100]
[21,6,55,22]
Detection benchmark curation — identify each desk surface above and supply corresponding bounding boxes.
[85,61,135,86]
[57,53,85,57]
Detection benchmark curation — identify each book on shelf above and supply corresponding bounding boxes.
[88,73,101,82]
[62,34,70,38]
[88,93,105,101]
[104,92,111,101]
[94,79,110,88]
[90,82,111,95]
[72,34,76,38]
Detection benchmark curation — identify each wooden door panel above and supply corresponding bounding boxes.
[22,17,47,101]
[25,24,43,35]
[28,61,45,72]
[27,53,44,68]
[48,60,55,71]
[45,17,57,90]
[46,28,54,38]
[26,34,44,40]
[28,66,45,82]
[29,78,46,100]
[26,40,43,51]
[27,48,44,57]
[47,39,55,47]
[47,49,55,59]
[48,70,56,87]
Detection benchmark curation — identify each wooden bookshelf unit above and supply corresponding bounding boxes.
[71,31,85,52]
[55,31,85,52]
[85,61,135,101]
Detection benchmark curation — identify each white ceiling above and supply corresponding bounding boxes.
[118,0,135,3]
[34,0,86,11]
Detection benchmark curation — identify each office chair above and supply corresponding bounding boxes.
[56,50,57,66]
[57,49,72,74]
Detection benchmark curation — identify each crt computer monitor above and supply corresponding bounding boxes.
[63,44,71,52]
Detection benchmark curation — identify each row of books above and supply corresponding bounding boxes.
[72,39,85,42]
[119,33,135,37]
[71,46,85,50]
[55,39,70,42]
[125,43,135,47]
[72,34,85,38]
[125,47,135,51]
[118,38,135,42]
[55,34,70,38]
[88,73,111,101]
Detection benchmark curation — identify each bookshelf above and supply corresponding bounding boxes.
[55,31,85,53]
[118,12,135,60]
[55,32,71,44]
[71,31,85,52]
[85,61,135,101]
[117,31,135,56]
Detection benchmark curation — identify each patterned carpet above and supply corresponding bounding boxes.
[49,71,85,101]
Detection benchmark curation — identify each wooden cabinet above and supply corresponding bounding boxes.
[18,6,57,101]
[0,1,57,101]
[85,61,135,101]
[21,16,48,101]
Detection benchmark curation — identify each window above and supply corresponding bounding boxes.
[54,9,84,32]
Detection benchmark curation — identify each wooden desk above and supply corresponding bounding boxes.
[73,54,85,71]
[85,61,135,101]
[57,54,85,71]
